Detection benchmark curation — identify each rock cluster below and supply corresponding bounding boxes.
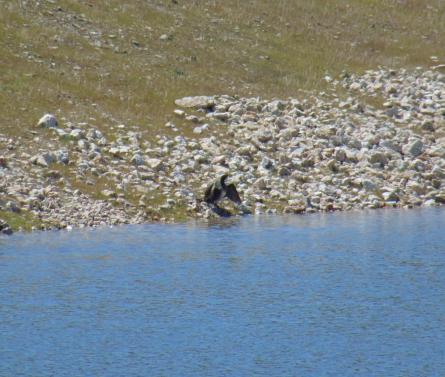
[1,68,444,233]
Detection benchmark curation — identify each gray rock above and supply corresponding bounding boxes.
[6,200,20,212]
[432,165,445,179]
[403,139,423,157]
[130,154,145,166]
[37,114,58,128]
[361,179,377,191]
[369,151,388,166]
[380,140,402,153]
[334,148,346,162]
[260,156,274,169]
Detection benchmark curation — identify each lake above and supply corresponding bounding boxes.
[1,207,445,376]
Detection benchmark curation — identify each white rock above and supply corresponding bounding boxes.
[194,154,207,163]
[175,96,215,109]
[174,136,186,145]
[146,158,165,172]
[407,181,425,195]
[37,114,58,128]
[424,199,437,206]
[254,177,268,189]
[70,129,84,140]
[101,190,117,198]
[174,109,186,118]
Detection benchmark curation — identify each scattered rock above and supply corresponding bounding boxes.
[130,154,145,166]
[175,96,215,109]
[37,114,58,128]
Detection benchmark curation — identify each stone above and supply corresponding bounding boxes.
[333,148,346,162]
[173,109,186,118]
[212,112,231,121]
[54,150,69,164]
[424,199,436,206]
[6,200,20,212]
[101,190,117,198]
[175,96,215,109]
[236,146,251,156]
[426,147,445,158]
[174,136,186,145]
[70,129,84,140]
[361,179,377,191]
[369,151,388,166]
[260,156,274,169]
[380,140,402,153]
[256,128,273,142]
[194,154,207,163]
[130,154,145,166]
[29,154,54,167]
[278,167,291,176]
[407,181,425,195]
[435,192,445,203]
[254,177,268,189]
[383,190,400,202]
[402,139,423,157]
[37,113,58,128]
[146,158,165,172]
[432,166,445,179]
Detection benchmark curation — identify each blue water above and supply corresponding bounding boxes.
[1,207,445,376]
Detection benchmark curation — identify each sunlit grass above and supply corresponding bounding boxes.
[1,0,443,141]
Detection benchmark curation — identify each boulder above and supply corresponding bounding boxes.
[175,96,215,109]
[37,114,58,128]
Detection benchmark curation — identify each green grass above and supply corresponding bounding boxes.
[0,209,45,231]
[1,0,444,139]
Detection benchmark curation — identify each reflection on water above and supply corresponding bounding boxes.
[1,207,445,376]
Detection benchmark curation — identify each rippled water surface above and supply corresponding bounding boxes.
[1,207,445,376]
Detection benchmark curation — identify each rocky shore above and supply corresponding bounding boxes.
[1,67,445,234]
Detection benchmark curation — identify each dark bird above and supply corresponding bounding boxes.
[203,174,241,206]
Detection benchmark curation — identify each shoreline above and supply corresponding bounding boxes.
[1,67,445,234]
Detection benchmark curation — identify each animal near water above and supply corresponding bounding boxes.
[204,174,241,206]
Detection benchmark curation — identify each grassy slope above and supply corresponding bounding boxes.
[0,0,444,228]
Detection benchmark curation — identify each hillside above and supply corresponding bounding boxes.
[0,0,444,232]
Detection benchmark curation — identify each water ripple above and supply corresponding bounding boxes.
[1,207,445,376]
